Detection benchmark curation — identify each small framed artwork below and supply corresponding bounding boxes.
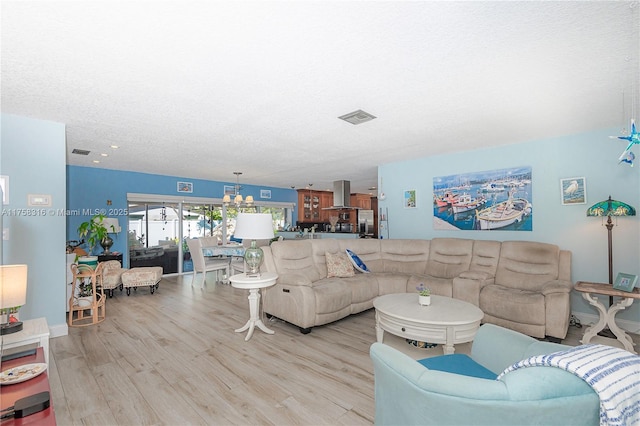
[613,272,638,292]
[0,175,8,204]
[224,185,236,196]
[260,189,271,199]
[177,181,193,193]
[404,190,416,208]
[560,177,586,205]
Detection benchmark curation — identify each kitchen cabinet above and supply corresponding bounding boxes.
[297,190,373,232]
[350,194,372,209]
[297,190,333,223]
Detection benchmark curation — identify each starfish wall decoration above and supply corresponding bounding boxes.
[611,119,639,167]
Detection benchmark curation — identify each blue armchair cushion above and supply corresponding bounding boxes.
[418,354,497,380]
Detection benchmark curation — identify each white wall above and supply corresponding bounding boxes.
[379,128,640,330]
[1,114,68,336]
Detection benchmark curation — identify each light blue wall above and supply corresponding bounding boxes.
[67,166,298,264]
[1,114,67,331]
[379,128,640,326]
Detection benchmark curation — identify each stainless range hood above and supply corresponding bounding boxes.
[333,180,350,207]
[322,180,359,210]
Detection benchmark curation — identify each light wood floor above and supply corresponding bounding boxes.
[47,273,640,426]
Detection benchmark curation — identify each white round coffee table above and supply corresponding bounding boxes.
[373,293,484,354]
[230,272,278,341]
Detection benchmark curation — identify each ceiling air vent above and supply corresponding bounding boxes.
[338,109,376,125]
[72,149,91,155]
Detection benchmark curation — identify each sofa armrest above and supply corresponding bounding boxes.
[541,279,572,295]
[276,272,313,287]
[453,271,494,307]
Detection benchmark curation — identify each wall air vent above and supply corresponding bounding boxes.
[72,149,91,155]
[338,109,376,125]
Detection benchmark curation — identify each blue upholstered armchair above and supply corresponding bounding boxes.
[370,324,600,425]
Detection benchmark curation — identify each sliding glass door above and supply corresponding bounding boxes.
[127,194,293,274]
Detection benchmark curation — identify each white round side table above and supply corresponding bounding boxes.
[229,272,278,341]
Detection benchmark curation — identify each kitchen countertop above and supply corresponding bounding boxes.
[276,231,360,240]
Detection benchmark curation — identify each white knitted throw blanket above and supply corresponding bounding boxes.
[497,344,640,426]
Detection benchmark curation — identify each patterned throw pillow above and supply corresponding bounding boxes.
[345,249,370,273]
[326,251,355,278]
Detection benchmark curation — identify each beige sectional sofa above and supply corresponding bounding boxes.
[261,238,572,340]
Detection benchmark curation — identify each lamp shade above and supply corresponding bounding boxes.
[0,264,28,309]
[100,217,121,233]
[586,196,636,217]
[234,213,275,240]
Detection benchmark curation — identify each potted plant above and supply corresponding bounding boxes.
[76,267,94,307]
[416,283,431,306]
[77,213,116,255]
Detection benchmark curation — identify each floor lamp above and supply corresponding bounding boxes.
[586,196,636,336]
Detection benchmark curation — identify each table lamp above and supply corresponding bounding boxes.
[99,217,121,254]
[0,264,28,335]
[234,213,275,276]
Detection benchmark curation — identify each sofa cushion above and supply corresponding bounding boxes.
[481,285,545,326]
[346,249,370,273]
[342,274,379,304]
[325,251,355,278]
[426,238,473,279]
[380,239,430,275]
[338,240,383,272]
[270,240,322,282]
[418,354,497,380]
[495,241,560,291]
[312,279,352,314]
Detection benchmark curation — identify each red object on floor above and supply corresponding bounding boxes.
[0,347,55,425]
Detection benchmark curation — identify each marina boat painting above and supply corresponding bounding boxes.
[433,166,532,231]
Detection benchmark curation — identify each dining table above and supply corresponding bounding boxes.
[201,243,245,258]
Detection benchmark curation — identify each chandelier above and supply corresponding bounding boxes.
[223,172,254,207]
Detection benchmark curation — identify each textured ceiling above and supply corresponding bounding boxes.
[2,1,639,194]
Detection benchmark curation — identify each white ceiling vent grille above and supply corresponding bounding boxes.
[338,109,376,125]
[72,149,91,155]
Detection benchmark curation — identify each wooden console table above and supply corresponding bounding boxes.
[574,281,640,354]
[0,347,56,425]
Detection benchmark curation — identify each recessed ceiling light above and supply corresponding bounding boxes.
[101,153,108,157]
[110,145,119,149]
[92,160,100,163]
[338,109,376,125]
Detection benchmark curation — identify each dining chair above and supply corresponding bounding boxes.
[186,238,230,286]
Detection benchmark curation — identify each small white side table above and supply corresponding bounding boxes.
[1,317,50,367]
[229,272,278,341]
[574,281,640,354]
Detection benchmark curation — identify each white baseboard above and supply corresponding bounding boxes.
[571,311,640,335]
[49,322,69,338]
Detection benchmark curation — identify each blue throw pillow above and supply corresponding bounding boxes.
[418,354,497,380]
[345,249,370,273]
